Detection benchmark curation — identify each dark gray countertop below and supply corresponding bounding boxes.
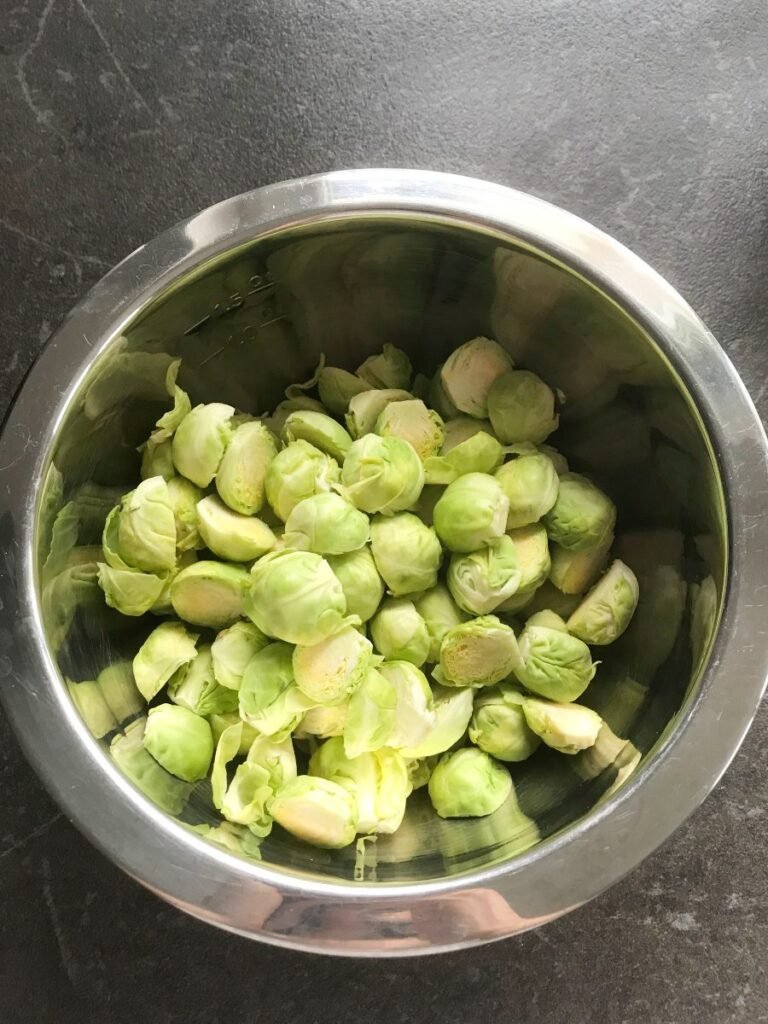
[2,1,768,1020]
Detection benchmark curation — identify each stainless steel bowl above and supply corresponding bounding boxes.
[2,169,767,956]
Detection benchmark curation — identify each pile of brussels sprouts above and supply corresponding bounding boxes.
[92,337,639,851]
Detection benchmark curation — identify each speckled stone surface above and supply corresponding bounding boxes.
[1,1,768,1020]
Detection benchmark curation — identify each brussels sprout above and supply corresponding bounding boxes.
[215,420,277,515]
[270,776,358,848]
[196,495,277,562]
[539,444,569,475]
[526,610,568,631]
[448,536,521,616]
[116,477,177,572]
[149,549,197,616]
[208,711,258,752]
[140,437,175,481]
[495,453,559,529]
[267,397,327,436]
[441,417,498,452]
[310,738,410,835]
[439,615,521,687]
[110,718,192,815]
[413,584,467,662]
[211,725,286,835]
[428,747,511,818]
[424,431,504,485]
[293,625,373,705]
[317,366,372,415]
[327,546,385,623]
[168,645,239,716]
[143,703,214,782]
[370,598,430,666]
[487,370,558,444]
[343,667,397,758]
[166,476,205,552]
[283,492,370,555]
[375,399,444,460]
[265,440,340,522]
[566,560,639,645]
[282,410,353,463]
[172,402,235,487]
[522,580,582,621]
[522,697,602,754]
[248,549,354,645]
[377,661,435,749]
[341,434,425,515]
[370,512,442,596]
[132,620,198,702]
[542,472,616,552]
[549,539,611,595]
[67,679,117,738]
[504,523,551,595]
[399,685,474,758]
[98,563,168,616]
[170,560,249,629]
[239,641,314,738]
[211,620,269,690]
[295,703,349,739]
[97,661,145,723]
[469,683,541,762]
[345,389,413,438]
[428,366,460,420]
[440,338,514,418]
[433,473,509,553]
[513,623,596,701]
[357,344,412,390]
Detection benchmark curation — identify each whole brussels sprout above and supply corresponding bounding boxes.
[375,399,444,460]
[116,477,177,572]
[522,697,602,754]
[495,453,559,529]
[293,625,373,705]
[270,776,359,849]
[265,440,340,522]
[197,495,277,561]
[170,560,249,629]
[487,370,559,444]
[132,620,199,702]
[542,472,616,552]
[282,410,353,463]
[283,492,370,555]
[172,402,235,487]
[370,512,442,596]
[143,703,214,782]
[428,747,512,818]
[345,389,413,438]
[469,684,541,762]
[341,434,425,515]
[215,420,277,515]
[448,535,521,615]
[413,584,467,662]
[327,546,385,623]
[513,623,596,701]
[211,620,269,690]
[433,473,509,553]
[317,366,372,415]
[566,559,639,644]
[370,597,431,666]
[438,615,521,687]
[356,344,412,390]
[440,338,514,418]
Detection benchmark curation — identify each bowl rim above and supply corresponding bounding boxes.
[2,168,767,956]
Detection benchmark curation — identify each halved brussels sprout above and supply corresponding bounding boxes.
[469,684,541,762]
[267,397,327,436]
[172,402,235,487]
[549,539,611,595]
[265,440,340,522]
[98,563,168,617]
[370,597,430,666]
[438,615,521,687]
[495,452,559,529]
[375,399,444,460]
[356,344,412,390]
[413,584,467,663]
[448,535,521,616]
[428,747,511,818]
[370,512,442,596]
[282,410,353,463]
[487,370,558,444]
[542,472,616,552]
[210,620,269,690]
[196,495,277,562]
[440,338,514,418]
[166,476,205,552]
[341,434,425,515]
[167,645,239,716]
[522,697,602,754]
[283,492,370,555]
[248,549,354,645]
[270,776,358,848]
[132,620,198,702]
[433,473,509,553]
[513,623,596,702]
[505,523,551,595]
[317,366,372,415]
[116,476,177,572]
[239,641,314,739]
[327,546,385,623]
[143,703,214,782]
[345,388,413,438]
[566,559,639,645]
[170,560,249,629]
[215,420,277,515]
[293,625,373,705]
